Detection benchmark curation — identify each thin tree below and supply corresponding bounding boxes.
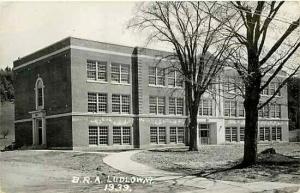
[0,128,9,139]
[129,2,235,150]
[215,1,300,166]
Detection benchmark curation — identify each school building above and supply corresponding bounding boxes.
[13,37,289,149]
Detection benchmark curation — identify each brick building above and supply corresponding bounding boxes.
[13,37,289,149]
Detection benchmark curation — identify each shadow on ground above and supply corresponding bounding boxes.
[194,152,300,184]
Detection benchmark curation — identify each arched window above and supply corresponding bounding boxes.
[35,77,44,110]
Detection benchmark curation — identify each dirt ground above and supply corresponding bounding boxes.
[0,150,198,193]
[133,143,300,184]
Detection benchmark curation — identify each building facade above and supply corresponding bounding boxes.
[14,37,289,149]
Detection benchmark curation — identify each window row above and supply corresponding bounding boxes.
[149,67,183,87]
[223,78,282,97]
[258,103,281,118]
[259,126,282,141]
[261,82,281,96]
[149,96,184,115]
[88,93,130,114]
[150,126,185,144]
[225,127,243,142]
[225,126,282,142]
[87,60,130,84]
[224,101,245,117]
[88,126,131,145]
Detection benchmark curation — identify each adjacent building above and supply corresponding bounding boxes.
[13,37,289,149]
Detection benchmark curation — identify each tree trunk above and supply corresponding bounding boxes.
[189,107,199,151]
[241,43,261,166]
[242,96,259,166]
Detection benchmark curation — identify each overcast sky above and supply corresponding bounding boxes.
[0,1,299,69]
[0,1,166,69]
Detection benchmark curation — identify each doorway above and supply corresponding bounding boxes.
[199,124,210,145]
[35,118,45,145]
[38,120,43,145]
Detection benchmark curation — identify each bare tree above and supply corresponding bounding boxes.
[0,128,9,139]
[129,2,235,150]
[213,1,300,166]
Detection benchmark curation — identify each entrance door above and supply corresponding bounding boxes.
[199,124,210,144]
[37,119,43,145]
[38,128,42,145]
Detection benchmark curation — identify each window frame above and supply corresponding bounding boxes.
[199,99,213,116]
[112,126,132,145]
[88,92,107,113]
[170,127,185,144]
[150,127,166,144]
[111,63,130,84]
[224,100,237,117]
[35,78,45,110]
[168,69,183,88]
[149,96,165,114]
[225,127,238,142]
[88,126,109,146]
[112,94,131,114]
[148,67,165,86]
[87,60,108,82]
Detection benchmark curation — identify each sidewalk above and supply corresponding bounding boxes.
[103,150,300,193]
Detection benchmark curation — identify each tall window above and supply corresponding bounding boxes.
[224,77,236,93]
[262,81,269,95]
[35,78,44,110]
[271,126,282,140]
[225,127,238,142]
[276,104,281,118]
[148,67,165,86]
[258,104,270,118]
[87,60,107,81]
[261,82,281,96]
[269,104,276,118]
[150,127,166,144]
[199,99,213,116]
[111,63,130,84]
[259,127,271,141]
[263,105,269,118]
[149,96,165,114]
[38,88,43,107]
[238,102,245,117]
[276,83,281,96]
[112,94,130,114]
[169,97,184,115]
[269,83,276,95]
[88,126,108,145]
[224,101,236,117]
[168,69,183,87]
[240,127,245,141]
[88,93,107,113]
[170,127,185,143]
[113,126,132,145]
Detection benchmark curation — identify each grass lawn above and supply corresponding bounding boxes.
[0,151,199,193]
[0,137,13,150]
[132,143,300,184]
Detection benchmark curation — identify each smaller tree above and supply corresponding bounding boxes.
[0,128,9,139]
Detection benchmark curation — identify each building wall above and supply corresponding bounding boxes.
[14,50,72,120]
[15,121,32,146]
[13,38,72,148]
[72,115,134,149]
[46,116,72,148]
